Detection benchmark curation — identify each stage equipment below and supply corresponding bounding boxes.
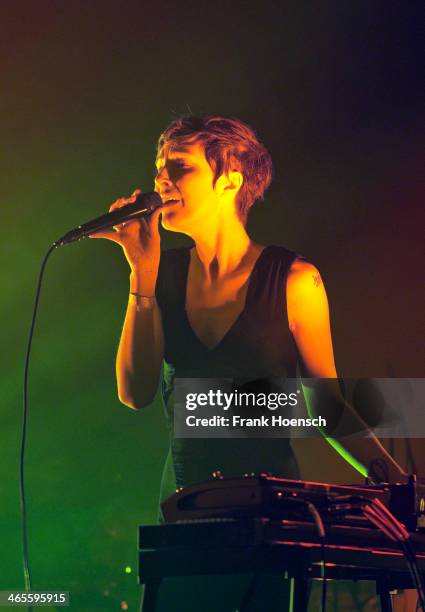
[138,474,425,611]
[161,473,425,532]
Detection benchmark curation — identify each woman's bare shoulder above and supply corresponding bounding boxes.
[287,257,323,293]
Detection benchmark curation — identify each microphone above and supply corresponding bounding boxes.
[53,191,163,247]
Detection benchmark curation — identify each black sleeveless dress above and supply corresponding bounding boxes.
[155,244,302,506]
[147,245,305,611]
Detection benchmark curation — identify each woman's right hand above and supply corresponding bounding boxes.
[90,189,162,284]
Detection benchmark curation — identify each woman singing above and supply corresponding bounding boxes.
[92,115,406,610]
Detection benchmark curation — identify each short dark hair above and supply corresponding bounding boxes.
[157,115,273,224]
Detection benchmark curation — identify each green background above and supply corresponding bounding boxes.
[2,1,424,610]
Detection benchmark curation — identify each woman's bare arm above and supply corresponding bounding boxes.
[91,190,165,409]
[287,258,407,483]
[115,272,164,409]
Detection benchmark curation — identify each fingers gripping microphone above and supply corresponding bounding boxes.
[53,192,163,247]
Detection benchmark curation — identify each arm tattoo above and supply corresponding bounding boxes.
[312,273,322,288]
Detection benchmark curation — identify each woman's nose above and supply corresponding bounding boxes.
[154,167,173,189]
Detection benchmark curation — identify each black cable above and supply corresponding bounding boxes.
[372,497,425,602]
[329,493,425,612]
[282,497,327,612]
[368,458,389,484]
[401,538,425,611]
[404,439,417,475]
[364,499,425,612]
[235,497,326,612]
[279,497,327,612]
[20,244,57,610]
[306,501,327,612]
[238,573,262,612]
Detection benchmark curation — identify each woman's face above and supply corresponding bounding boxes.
[154,142,221,233]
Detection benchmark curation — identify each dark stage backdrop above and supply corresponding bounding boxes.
[2,1,424,610]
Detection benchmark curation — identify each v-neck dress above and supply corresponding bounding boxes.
[155,245,302,508]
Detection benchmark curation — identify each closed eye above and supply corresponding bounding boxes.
[165,160,192,181]
[155,155,194,184]
[168,159,190,168]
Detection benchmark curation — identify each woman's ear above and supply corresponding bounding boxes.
[215,171,243,198]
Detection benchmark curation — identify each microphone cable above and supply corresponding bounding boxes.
[20,196,161,608]
[20,244,57,610]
